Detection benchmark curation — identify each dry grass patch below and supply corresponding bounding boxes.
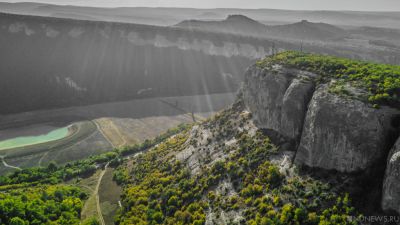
[99,168,122,225]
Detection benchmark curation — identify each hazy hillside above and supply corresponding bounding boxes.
[0,13,270,114]
[175,15,268,37]
[1,12,399,115]
[174,15,400,64]
[350,26,400,47]
[269,20,348,41]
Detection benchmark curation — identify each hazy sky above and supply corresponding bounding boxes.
[1,0,400,11]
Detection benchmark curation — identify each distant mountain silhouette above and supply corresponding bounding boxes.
[176,15,348,41]
[1,2,400,29]
[268,20,348,41]
[175,15,268,37]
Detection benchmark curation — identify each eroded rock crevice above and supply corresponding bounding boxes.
[242,65,317,149]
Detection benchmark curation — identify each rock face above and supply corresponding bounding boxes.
[242,63,400,214]
[243,65,399,173]
[242,65,316,145]
[382,139,400,214]
[295,84,397,172]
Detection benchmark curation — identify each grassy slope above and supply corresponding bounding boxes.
[99,167,123,225]
[66,170,102,221]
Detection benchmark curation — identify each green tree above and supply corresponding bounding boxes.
[9,217,26,225]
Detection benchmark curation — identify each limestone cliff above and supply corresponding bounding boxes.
[241,56,400,214]
[242,65,316,146]
[243,64,399,173]
[296,84,397,173]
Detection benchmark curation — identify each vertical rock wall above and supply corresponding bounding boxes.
[382,139,400,214]
[242,65,315,145]
[242,64,400,214]
[295,84,398,173]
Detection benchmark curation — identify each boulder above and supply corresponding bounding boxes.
[295,83,398,173]
[382,139,400,214]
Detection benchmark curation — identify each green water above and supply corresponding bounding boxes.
[0,126,70,150]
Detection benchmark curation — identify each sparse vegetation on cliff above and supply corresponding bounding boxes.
[257,51,400,107]
[115,103,359,225]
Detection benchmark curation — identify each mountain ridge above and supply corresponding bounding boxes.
[1,2,400,28]
[175,15,348,41]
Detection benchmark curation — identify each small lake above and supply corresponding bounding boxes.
[0,126,70,150]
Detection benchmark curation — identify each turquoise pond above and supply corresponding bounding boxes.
[0,126,70,150]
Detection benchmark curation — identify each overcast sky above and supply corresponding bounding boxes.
[1,0,400,11]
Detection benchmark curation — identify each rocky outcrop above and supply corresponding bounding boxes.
[295,83,398,172]
[243,65,400,173]
[382,138,400,214]
[242,63,400,214]
[242,65,316,145]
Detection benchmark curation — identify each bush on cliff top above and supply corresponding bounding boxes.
[257,51,400,107]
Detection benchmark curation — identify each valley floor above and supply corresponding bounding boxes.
[0,93,235,175]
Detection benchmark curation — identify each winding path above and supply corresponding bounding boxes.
[94,121,116,149]
[0,155,21,170]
